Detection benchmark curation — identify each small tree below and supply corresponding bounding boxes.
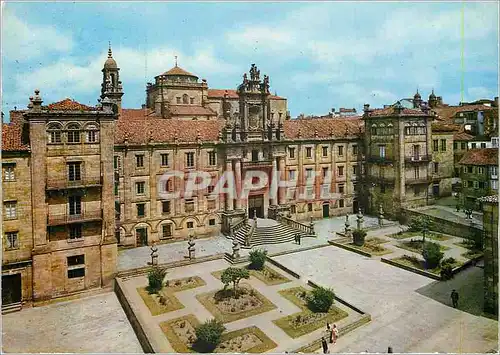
[249,249,267,270]
[409,216,432,232]
[440,263,454,281]
[220,267,249,297]
[194,318,225,353]
[307,286,335,313]
[421,242,443,269]
[146,267,167,294]
[352,229,367,246]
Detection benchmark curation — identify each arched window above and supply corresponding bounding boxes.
[47,123,62,143]
[371,124,377,135]
[85,123,99,143]
[182,94,189,104]
[66,123,81,143]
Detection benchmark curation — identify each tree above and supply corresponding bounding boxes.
[248,249,267,270]
[409,216,432,243]
[307,286,335,313]
[220,267,249,297]
[146,267,167,294]
[421,242,444,269]
[352,229,367,246]
[194,318,225,352]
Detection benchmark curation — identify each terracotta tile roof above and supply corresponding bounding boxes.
[46,98,96,111]
[431,122,460,133]
[115,117,223,144]
[2,122,29,152]
[458,148,498,166]
[9,110,25,124]
[432,104,495,122]
[368,106,429,117]
[169,105,217,116]
[121,108,155,119]
[160,66,197,77]
[453,131,475,141]
[207,89,285,100]
[283,117,364,139]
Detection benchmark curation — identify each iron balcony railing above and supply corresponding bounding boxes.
[47,209,103,226]
[242,160,273,168]
[46,176,102,190]
[404,155,432,163]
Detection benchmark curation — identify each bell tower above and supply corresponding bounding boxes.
[101,43,124,114]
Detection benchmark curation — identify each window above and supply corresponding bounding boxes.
[414,186,421,196]
[114,182,119,196]
[182,94,189,104]
[337,166,344,176]
[414,167,420,179]
[136,181,145,195]
[471,143,477,149]
[5,232,18,250]
[492,166,498,176]
[441,139,446,151]
[68,162,81,181]
[353,165,358,175]
[114,156,121,170]
[187,221,194,229]
[162,201,171,214]
[306,168,313,179]
[207,185,214,193]
[288,170,296,180]
[136,155,144,168]
[478,167,485,175]
[492,138,498,148]
[322,146,328,157]
[379,145,386,158]
[352,145,358,155]
[338,184,345,194]
[479,181,486,189]
[433,162,439,174]
[86,129,98,143]
[186,152,195,167]
[68,255,85,266]
[165,179,174,192]
[208,151,216,166]
[463,181,467,188]
[338,199,344,208]
[67,124,81,143]
[289,147,295,159]
[68,268,85,278]
[433,140,439,152]
[209,219,216,226]
[467,166,473,173]
[306,147,312,158]
[161,153,169,167]
[322,167,329,178]
[481,142,487,148]
[190,97,194,104]
[492,180,498,190]
[307,203,313,212]
[3,164,15,181]
[461,142,466,150]
[48,123,62,143]
[473,181,479,189]
[338,145,344,156]
[185,200,194,213]
[453,142,458,150]
[251,150,259,161]
[176,97,181,104]
[137,203,145,218]
[290,205,296,214]
[69,224,83,239]
[4,201,17,219]
[162,224,173,238]
[69,196,82,215]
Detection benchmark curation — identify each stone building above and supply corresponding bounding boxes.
[479,195,498,315]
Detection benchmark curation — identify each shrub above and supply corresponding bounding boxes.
[194,318,225,352]
[441,257,456,265]
[249,249,267,270]
[352,229,367,246]
[221,267,249,297]
[440,263,454,280]
[146,267,167,294]
[409,216,432,232]
[307,286,335,313]
[421,242,444,269]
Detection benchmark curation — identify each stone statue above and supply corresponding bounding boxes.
[344,214,351,235]
[243,73,248,85]
[188,236,196,259]
[150,242,158,266]
[256,69,260,81]
[232,239,240,259]
[357,209,364,230]
[250,64,256,81]
[378,204,384,227]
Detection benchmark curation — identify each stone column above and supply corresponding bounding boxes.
[234,159,242,209]
[226,160,234,211]
[278,156,286,205]
[270,159,278,206]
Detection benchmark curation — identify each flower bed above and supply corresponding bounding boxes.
[249,266,291,286]
[389,231,451,241]
[396,240,449,254]
[348,238,392,256]
[137,287,184,316]
[165,276,206,292]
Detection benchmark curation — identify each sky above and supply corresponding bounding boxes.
[2,1,499,121]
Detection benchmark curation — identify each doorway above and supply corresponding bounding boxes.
[432,184,440,197]
[353,199,359,213]
[322,203,330,218]
[136,228,148,247]
[248,195,264,218]
[2,274,22,305]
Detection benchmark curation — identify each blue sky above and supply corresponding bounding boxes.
[2,1,498,120]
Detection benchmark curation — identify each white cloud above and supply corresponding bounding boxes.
[467,86,495,100]
[2,9,74,60]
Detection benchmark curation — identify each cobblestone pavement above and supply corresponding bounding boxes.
[273,247,498,353]
[2,292,143,353]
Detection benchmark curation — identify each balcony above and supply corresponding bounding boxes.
[404,155,432,164]
[46,177,102,190]
[366,156,393,165]
[47,209,103,226]
[242,160,273,168]
[405,176,431,185]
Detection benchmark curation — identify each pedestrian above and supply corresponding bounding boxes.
[294,234,298,244]
[298,233,301,245]
[326,321,331,330]
[331,323,338,344]
[388,346,393,353]
[322,337,329,354]
[451,289,459,308]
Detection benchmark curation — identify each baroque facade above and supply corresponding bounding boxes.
[2,48,498,305]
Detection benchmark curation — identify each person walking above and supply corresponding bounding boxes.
[322,337,329,354]
[331,324,339,344]
[451,289,459,308]
[388,346,393,353]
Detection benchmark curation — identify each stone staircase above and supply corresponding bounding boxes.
[2,302,22,314]
[230,218,310,248]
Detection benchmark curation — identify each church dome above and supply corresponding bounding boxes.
[104,46,117,69]
[160,65,198,79]
[414,91,421,99]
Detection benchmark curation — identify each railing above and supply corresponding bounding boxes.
[405,176,432,185]
[366,156,393,165]
[404,155,432,163]
[277,214,314,235]
[241,160,273,168]
[47,209,103,226]
[229,216,248,237]
[46,176,102,190]
[245,222,256,247]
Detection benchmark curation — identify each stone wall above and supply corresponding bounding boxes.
[482,200,498,315]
